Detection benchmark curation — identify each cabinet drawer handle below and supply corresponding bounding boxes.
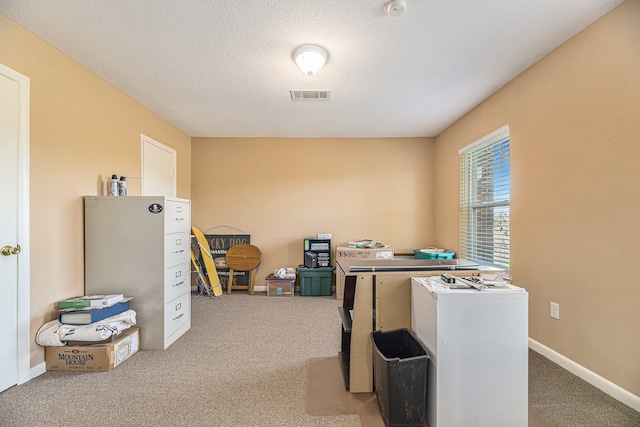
[174,280,185,287]
[173,313,184,321]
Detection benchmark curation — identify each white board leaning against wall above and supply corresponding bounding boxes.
[141,134,176,197]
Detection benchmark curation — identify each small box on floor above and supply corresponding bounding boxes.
[45,327,140,372]
[265,274,295,297]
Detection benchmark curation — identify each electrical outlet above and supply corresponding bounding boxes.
[550,302,560,320]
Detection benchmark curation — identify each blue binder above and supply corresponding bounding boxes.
[58,300,131,325]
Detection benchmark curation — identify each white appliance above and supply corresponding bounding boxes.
[410,277,529,427]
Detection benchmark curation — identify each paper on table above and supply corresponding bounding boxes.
[481,272,511,285]
[424,279,450,292]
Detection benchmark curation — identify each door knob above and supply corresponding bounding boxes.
[1,245,21,256]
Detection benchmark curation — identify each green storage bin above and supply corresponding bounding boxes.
[297,267,334,296]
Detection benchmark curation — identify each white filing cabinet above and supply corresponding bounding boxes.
[84,196,191,350]
[410,277,529,427]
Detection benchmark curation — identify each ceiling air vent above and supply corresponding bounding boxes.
[290,90,331,100]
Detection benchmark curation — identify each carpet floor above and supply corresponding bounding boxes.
[306,355,555,427]
[1,292,638,426]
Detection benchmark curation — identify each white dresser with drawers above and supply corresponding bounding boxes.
[84,196,191,350]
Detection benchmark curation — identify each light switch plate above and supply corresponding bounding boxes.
[550,302,560,319]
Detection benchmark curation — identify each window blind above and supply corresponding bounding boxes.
[459,125,510,269]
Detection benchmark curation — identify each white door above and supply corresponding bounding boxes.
[141,134,176,197]
[0,64,30,392]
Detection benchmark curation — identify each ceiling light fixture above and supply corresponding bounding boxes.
[386,0,407,17]
[292,44,328,75]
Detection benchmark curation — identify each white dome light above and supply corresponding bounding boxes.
[386,0,407,17]
[293,44,328,75]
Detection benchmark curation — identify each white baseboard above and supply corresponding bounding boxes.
[192,286,267,293]
[529,338,640,411]
[30,361,46,380]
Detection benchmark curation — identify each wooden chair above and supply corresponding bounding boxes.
[225,244,262,295]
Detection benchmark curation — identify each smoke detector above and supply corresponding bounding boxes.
[386,0,407,17]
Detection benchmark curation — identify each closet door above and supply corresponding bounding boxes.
[141,134,176,197]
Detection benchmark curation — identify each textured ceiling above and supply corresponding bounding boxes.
[0,0,624,137]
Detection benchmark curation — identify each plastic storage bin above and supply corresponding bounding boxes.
[413,249,455,259]
[372,328,429,427]
[297,267,334,296]
[265,274,295,296]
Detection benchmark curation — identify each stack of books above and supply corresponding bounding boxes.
[56,294,131,325]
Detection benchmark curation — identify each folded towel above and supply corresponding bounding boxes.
[36,309,136,347]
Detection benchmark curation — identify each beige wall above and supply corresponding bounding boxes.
[191,137,434,281]
[0,14,192,367]
[434,0,640,395]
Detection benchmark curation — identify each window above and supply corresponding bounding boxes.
[459,125,510,269]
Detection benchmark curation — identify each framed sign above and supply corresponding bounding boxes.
[204,234,251,290]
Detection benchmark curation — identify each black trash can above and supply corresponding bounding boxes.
[372,328,429,427]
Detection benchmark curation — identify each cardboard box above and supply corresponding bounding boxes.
[45,327,140,372]
[336,265,346,301]
[334,247,393,300]
[303,238,331,268]
[335,246,394,261]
